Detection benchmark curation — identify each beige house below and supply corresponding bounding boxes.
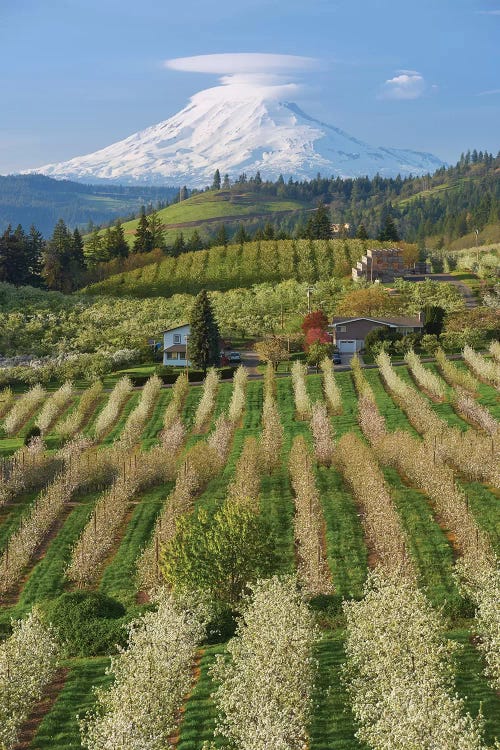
[330,315,423,354]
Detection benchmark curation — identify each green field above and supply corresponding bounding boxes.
[0,359,499,749]
[97,189,308,247]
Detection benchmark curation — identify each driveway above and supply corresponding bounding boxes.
[239,349,261,375]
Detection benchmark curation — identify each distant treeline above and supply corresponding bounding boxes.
[196,150,499,245]
[0,173,178,235]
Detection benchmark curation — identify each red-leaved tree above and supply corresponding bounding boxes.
[301,310,329,335]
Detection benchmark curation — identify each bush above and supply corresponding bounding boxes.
[24,425,42,445]
[43,591,128,656]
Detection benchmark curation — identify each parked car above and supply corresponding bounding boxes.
[228,351,242,363]
[332,352,342,365]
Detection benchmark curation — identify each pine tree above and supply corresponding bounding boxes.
[110,220,129,259]
[133,206,153,253]
[172,233,186,256]
[234,224,251,245]
[0,225,25,284]
[214,223,228,247]
[377,214,400,242]
[148,210,165,249]
[84,228,107,266]
[27,224,44,286]
[314,201,332,239]
[263,222,275,240]
[212,169,221,190]
[222,173,231,189]
[355,223,369,240]
[188,289,220,375]
[42,219,72,291]
[187,230,204,252]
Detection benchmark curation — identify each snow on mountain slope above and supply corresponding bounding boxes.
[27,81,444,185]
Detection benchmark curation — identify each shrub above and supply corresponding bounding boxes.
[24,425,42,445]
[44,591,127,657]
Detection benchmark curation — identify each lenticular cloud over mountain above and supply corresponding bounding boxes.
[27,53,444,185]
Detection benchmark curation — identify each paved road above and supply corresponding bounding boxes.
[240,349,260,375]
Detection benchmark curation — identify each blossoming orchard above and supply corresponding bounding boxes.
[0,344,498,750]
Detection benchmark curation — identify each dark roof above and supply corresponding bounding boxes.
[331,316,423,328]
[163,344,187,353]
[161,323,189,334]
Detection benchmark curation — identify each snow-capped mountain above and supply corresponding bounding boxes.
[27,81,444,185]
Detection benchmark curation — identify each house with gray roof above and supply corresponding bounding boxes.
[330,315,423,354]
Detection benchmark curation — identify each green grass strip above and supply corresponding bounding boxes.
[140,388,172,448]
[449,629,500,746]
[460,481,500,554]
[177,645,226,750]
[31,657,112,750]
[99,484,173,608]
[310,631,366,750]
[316,467,367,600]
[381,466,462,615]
[0,491,37,554]
[0,493,99,625]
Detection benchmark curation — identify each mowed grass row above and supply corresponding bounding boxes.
[0,367,499,749]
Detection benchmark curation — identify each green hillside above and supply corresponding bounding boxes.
[84,238,411,298]
[108,189,309,247]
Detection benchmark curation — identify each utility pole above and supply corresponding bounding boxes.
[185,334,190,379]
[306,286,314,314]
[474,228,479,265]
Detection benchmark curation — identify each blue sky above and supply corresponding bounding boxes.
[0,0,498,174]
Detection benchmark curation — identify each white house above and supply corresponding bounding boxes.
[163,324,191,367]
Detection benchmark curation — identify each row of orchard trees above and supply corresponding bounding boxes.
[89,238,417,297]
[1,349,499,749]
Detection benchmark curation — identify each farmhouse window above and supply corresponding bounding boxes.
[173,334,181,344]
[339,326,346,332]
[166,352,179,360]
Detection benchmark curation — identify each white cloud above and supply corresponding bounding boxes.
[165,53,318,75]
[477,88,500,95]
[379,71,426,100]
[164,53,319,98]
[477,9,500,14]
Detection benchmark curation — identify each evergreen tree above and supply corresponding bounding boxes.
[377,213,400,242]
[423,305,445,336]
[85,228,107,266]
[27,224,44,286]
[0,225,25,284]
[133,206,153,253]
[314,201,332,239]
[72,228,86,271]
[186,230,204,252]
[222,173,231,189]
[110,220,129,259]
[42,218,73,291]
[212,169,221,190]
[172,233,186,256]
[263,221,275,240]
[148,210,165,249]
[102,228,114,262]
[188,289,220,375]
[355,223,369,240]
[214,223,228,247]
[234,224,251,245]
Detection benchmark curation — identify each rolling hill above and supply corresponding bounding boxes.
[95,189,310,247]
